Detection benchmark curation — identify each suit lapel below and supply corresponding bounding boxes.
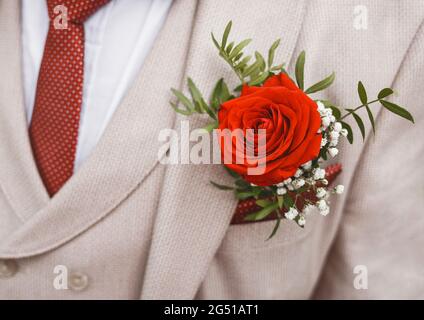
[141,0,308,299]
[0,0,50,222]
[0,0,198,258]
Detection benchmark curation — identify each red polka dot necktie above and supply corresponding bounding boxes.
[29,0,110,196]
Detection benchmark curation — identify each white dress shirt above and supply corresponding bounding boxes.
[21,0,172,171]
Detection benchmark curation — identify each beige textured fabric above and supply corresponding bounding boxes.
[0,0,423,299]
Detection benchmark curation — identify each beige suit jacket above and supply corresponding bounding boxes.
[0,0,423,299]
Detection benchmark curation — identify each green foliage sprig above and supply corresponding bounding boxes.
[211,21,285,86]
[169,20,415,238]
[171,20,414,142]
[291,47,414,145]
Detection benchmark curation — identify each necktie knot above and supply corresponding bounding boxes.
[47,0,110,24]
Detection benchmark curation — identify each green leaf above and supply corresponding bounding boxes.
[204,105,217,120]
[254,51,266,72]
[221,20,232,49]
[228,39,252,60]
[270,63,285,72]
[266,216,281,240]
[258,188,274,198]
[170,102,193,116]
[320,100,334,107]
[365,105,375,134]
[267,38,281,68]
[211,33,220,50]
[249,71,269,86]
[380,100,414,123]
[295,51,306,90]
[243,60,261,78]
[283,194,294,210]
[187,78,203,103]
[235,190,258,200]
[238,55,252,65]
[224,166,240,179]
[234,52,243,61]
[245,202,279,221]
[351,111,366,141]
[249,70,261,82]
[357,81,368,105]
[210,180,234,190]
[171,88,194,112]
[305,72,335,94]
[233,84,243,92]
[187,78,208,114]
[256,199,273,208]
[378,88,394,100]
[340,121,354,144]
[236,55,252,72]
[210,78,231,111]
[203,121,218,133]
[331,107,342,120]
[321,149,328,160]
[277,195,284,209]
[225,42,234,54]
[235,179,250,189]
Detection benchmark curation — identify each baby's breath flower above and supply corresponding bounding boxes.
[277,187,287,195]
[313,168,326,180]
[320,207,330,216]
[294,168,303,178]
[340,128,348,137]
[293,179,305,189]
[320,107,332,117]
[302,161,312,170]
[285,207,299,220]
[335,185,345,194]
[283,178,292,185]
[322,116,331,128]
[329,147,339,158]
[321,137,328,147]
[297,215,306,226]
[317,199,328,211]
[330,131,340,140]
[317,101,325,112]
[333,122,342,132]
[316,187,327,199]
[329,138,339,147]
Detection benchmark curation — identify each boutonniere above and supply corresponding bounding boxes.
[170,21,414,238]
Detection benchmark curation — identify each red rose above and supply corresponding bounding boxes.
[217,73,322,186]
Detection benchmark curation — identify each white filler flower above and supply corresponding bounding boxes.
[335,185,345,194]
[285,207,299,220]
